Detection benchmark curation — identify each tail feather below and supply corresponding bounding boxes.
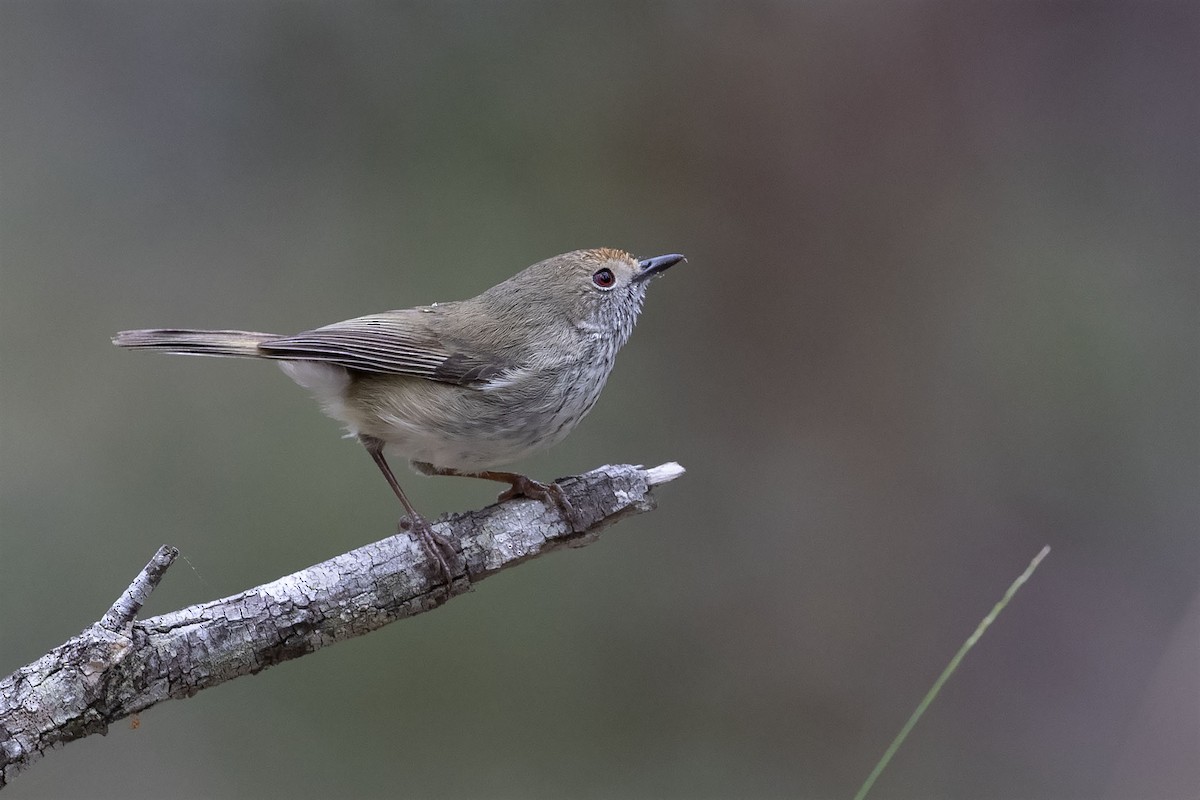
[112,328,277,358]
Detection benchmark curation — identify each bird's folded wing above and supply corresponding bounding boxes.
[259,312,512,386]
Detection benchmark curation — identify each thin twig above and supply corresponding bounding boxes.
[99,545,180,630]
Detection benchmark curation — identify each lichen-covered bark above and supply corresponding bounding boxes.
[0,462,683,788]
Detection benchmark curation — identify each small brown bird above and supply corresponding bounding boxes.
[114,248,684,583]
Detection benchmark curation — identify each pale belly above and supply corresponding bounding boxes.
[278,358,611,471]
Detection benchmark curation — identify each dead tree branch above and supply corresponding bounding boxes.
[0,462,684,788]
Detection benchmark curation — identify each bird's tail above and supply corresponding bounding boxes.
[112,328,277,358]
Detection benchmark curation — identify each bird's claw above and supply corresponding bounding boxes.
[497,477,583,532]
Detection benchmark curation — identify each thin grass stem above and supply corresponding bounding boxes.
[854,545,1051,800]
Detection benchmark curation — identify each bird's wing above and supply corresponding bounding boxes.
[258,310,512,386]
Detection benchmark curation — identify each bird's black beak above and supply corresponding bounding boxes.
[633,253,686,283]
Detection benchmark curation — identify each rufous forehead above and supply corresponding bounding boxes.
[591,247,636,264]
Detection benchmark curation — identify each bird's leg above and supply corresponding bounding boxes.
[412,462,582,531]
[360,436,456,587]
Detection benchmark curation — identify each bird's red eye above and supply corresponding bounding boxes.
[592,268,615,288]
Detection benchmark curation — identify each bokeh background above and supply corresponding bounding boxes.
[2,3,1197,798]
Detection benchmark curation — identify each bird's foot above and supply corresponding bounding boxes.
[398,514,458,591]
[497,476,583,532]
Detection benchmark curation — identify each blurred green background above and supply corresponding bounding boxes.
[2,3,1196,798]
